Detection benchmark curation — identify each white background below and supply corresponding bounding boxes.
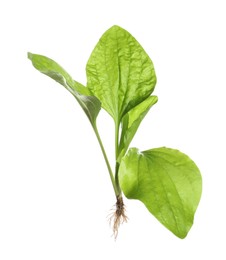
[0,0,226,259]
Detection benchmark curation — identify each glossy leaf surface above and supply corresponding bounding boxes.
[118,95,158,161]
[28,53,101,125]
[86,25,156,123]
[119,147,202,238]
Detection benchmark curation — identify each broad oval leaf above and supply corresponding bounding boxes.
[118,95,158,162]
[86,25,156,123]
[28,53,101,125]
[119,147,202,238]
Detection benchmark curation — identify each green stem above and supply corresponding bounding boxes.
[115,121,121,195]
[115,121,120,159]
[115,162,121,196]
[93,124,119,197]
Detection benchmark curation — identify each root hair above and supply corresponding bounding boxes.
[108,196,128,239]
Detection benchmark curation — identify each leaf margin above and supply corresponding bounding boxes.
[119,146,202,238]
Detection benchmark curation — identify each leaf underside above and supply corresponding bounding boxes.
[119,147,202,238]
[28,52,101,125]
[86,25,157,124]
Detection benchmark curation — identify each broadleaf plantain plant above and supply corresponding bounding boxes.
[28,25,202,239]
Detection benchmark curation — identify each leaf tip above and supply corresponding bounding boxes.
[27,52,33,60]
[108,25,125,32]
[175,229,189,239]
[111,24,121,29]
[152,95,158,104]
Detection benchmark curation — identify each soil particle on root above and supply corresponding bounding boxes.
[109,196,128,239]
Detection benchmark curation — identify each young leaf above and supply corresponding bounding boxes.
[86,25,156,124]
[117,95,158,162]
[119,147,202,238]
[28,53,101,125]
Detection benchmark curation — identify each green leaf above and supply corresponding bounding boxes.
[86,25,156,124]
[28,53,101,125]
[119,147,202,238]
[118,95,158,162]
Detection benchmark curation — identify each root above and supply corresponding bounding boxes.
[108,196,128,239]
